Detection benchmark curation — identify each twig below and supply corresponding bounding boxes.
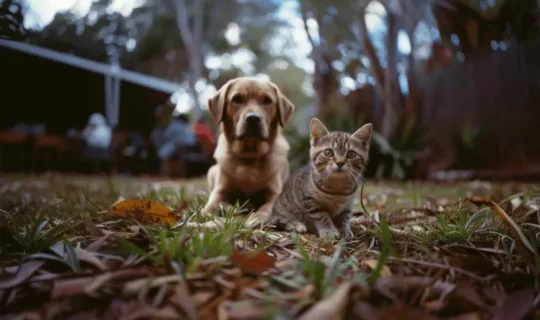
[376,254,490,281]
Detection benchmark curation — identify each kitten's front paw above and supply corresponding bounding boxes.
[318,227,341,240]
[283,221,308,233]
[343,223,355,239]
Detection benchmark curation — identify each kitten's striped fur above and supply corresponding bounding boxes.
[269,118,372,239]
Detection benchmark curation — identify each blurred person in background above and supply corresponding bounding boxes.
[194,115,216,154]
[149,103,198,176]
[80,113,113,173]
[81,113,112,150]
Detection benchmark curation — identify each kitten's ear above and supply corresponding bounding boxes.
[310,118,329,145]
[351,123,373,147]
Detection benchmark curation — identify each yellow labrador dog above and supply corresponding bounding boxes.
[202,77,295,227]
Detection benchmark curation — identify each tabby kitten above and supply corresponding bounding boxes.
[269,118,372,239]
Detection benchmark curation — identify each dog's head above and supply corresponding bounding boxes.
[207,77,294,157]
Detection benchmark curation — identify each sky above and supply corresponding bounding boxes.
[22,0,418,113]
[24,0,143,27]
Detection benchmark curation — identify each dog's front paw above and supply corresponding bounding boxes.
[202,202,223,217]
[244,211,270,228]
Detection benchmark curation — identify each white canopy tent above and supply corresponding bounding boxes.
[0,39,181,128]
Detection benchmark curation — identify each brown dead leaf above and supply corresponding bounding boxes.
[83,219,105,237]
[298,282,354,320]
[218,300,270,320]
[0,261,44,290]
[352,301,380,320]
[119,305,180,320]
[228,250,275,274]
[84,272,114,296]
[374,276,455,302]
[52,277,94,299]
[123,274,183,295]
[362,259,392,277]
[493,289,534,320]
[169,282,198,320]
[446,312,483,320]
[110,199,179,224]
[85,233,114,252]
[75,248,108,271]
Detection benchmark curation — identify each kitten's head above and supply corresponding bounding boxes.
[309,118,372,181]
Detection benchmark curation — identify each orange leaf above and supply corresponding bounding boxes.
[110,199,179,224]
[228,250,276,274]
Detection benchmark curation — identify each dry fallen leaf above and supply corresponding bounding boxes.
[493,289,534,320]
[110,199,179,224]
[228,250,276,274]
[0,260,44,290]
[169,283,198,320]
[362,259,392,277]
[298,282,354,320]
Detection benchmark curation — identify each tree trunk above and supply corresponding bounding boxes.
[174,0,205,122]
[299,3,329,120]
[358,10,400,138]
[384,11,402,138]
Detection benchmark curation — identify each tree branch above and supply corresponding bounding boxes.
[193,0,204,47]
[174,0,195,50]
[299,1,318,51]
[357,10,386,98]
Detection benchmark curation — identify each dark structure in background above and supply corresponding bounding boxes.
[0,0,27,41]
[0,44,169,135]
[0,38,216,177]
[420,33,540,180]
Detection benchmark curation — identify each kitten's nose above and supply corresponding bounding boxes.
[336,162,345,169]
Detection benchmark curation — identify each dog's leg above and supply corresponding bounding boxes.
[245,166,289,228]
[202,187,227,216]
[206,164,219,193]
[244,191,279,228]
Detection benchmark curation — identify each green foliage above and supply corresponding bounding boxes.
[368,115,428,180]
[0,204,76,255]
[116,202,254,274]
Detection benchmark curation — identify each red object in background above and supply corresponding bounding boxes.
[425,42,454,74]
[194,122,216,155]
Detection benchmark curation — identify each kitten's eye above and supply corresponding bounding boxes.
[324,149,334,157]
[232,95,244,104]
[346,150,357,159]
[262,95,273,105]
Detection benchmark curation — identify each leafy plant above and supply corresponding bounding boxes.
[0,205,76,255]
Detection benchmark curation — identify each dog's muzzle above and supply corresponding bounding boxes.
[242,112,264,139]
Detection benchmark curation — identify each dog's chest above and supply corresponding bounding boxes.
[220,160,275,194]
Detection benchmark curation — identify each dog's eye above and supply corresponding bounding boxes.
[232,95,244,104]
[262,96,273,105]
[346,150,357,159]
[324,149,334,157]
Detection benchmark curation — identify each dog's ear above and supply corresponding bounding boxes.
[208,79,235,123]
[269,82,295,127]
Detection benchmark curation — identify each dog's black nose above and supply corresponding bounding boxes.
[245,113,261,124]
[336,162,345,169]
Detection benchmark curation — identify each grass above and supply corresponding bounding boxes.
[0,174,539,319]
